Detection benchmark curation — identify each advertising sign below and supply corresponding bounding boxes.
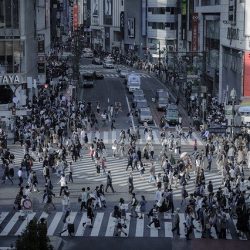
[192,13,198,52]
[104,0,112,16]
[73,4,78,31]
[243,52,250,96]
[128,18,135,38]
[120,11,124,38]
[92,0,99,17]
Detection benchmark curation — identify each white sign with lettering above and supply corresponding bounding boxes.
[0,75,22,85]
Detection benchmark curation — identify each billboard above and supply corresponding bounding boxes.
[92,0,99,17]
[73,4,78,31]
[128,18,135,38]
[243,52,250,96]
[192,13,198,52]
[104,0,112,16]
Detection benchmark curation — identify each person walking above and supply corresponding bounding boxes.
[138,195,147,219]
[82,201,95,228]
[105,171,115,193]
[172,208,180,235]
[129,193,138,218]
[68,162,74,183]
[80,187,88,211]
[128,172,134,194]
[17,167,23,187]
[58,174,67,196]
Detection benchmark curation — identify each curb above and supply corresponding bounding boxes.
[49,236,63,250]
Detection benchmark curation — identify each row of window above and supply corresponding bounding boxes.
[148,22,176,30]
[148,7,177,15]
[0,0,19,29]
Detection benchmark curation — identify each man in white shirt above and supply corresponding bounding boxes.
[18,168,23,186]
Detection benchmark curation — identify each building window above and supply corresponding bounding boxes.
[0,0,19,29]
[148,22,167,30]
[0,40,21,74]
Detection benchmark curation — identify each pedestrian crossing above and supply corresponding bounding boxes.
[0,211,247,239]
[9,142,226,197]
[63,129,203,146]
[103,73,151,79]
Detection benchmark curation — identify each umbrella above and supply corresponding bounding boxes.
[180,152,188,159]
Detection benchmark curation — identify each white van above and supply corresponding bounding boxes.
[126,73,141,93]
[238,106,250,124]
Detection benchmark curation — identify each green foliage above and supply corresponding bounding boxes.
[16,217,53,250]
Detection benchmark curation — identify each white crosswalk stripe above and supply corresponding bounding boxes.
[27,129,201,146]
[0,211,243,239]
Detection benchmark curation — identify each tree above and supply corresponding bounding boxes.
[16,217,53,250]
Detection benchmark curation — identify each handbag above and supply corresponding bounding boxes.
[78,197,82,203]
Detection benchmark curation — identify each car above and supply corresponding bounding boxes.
[155,89,169,111]
[80,71,94,88]
[132,96,146,108]
[165,104,179,125]
[103,60,114,68]
[134,99,148,116]
[138,108,153,124]
[119,70,129,78]
[133,89,144,98]
[92,58,102,65]
[93,71,104,80]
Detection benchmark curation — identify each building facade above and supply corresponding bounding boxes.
[0,0,51,129]
[88,0,124,53]
[194,0,250,102]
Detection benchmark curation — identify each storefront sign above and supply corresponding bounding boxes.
[0,75,23,85]
[192,13,199,52]
[128,18,135,38]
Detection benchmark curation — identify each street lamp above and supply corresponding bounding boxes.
[230,88,237,136]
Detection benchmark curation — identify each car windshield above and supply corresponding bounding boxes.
[140,110,151,116]
[133,90,144,96]
[159,92,168,98]
[137,101,147,108]
[134,96,145,102]
[159,98,168,103]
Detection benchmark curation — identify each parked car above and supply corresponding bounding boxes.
[138,108,153,124]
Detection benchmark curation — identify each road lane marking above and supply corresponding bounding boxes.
[47,212,63,236]
[125,95,135,130]
[91,212,104,236]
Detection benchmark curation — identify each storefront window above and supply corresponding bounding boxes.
[0,0,19,29]
[0,40,21,73]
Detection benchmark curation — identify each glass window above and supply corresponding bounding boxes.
[0,0,19,29]
[0,40,21,73]
[0,0,4,28]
